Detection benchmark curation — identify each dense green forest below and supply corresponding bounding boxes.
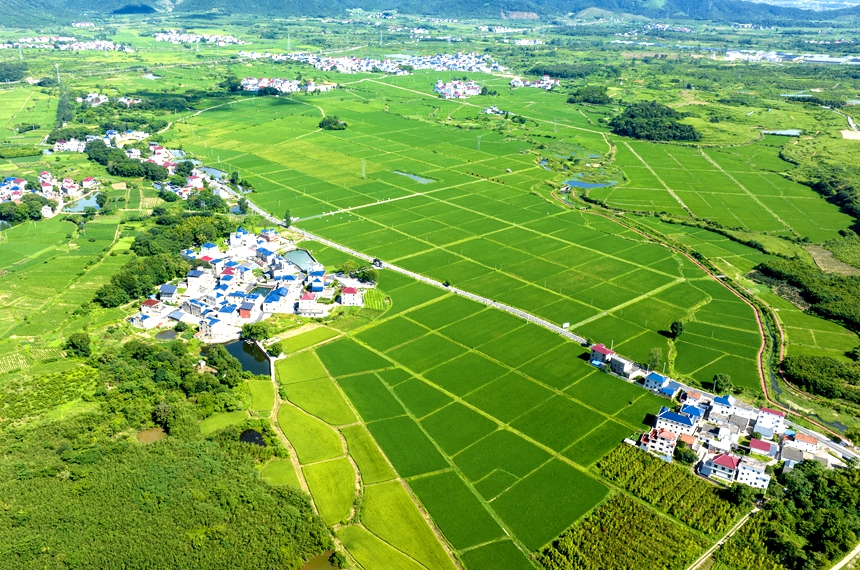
[755,258,860,333]
[782,355,860,404]
[609,102,701,142]
[715,461,860,570]
[0,334,332,568]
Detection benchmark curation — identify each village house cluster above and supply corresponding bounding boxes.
[589,343,849,491]
[238,77,337,94]
[725,50,860,64]
[154,31,247,46]
[74,92,142,107]
[509,74,560,89]
[513,39,544,46]
[240,51,505,76]
[434,79,482,99]
[129,228,372,342]
[52,128,150,154]
[0,170,98,215]
[0,37,133,52]
[477,26,525,33]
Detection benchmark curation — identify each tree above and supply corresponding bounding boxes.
[567,85,611,105]
[230,170,241,185]
[355,266,378,283]
[340,259,361,276]
[237,198,249,214]
[670,320,685,339]
[751,431,763,440]
[242,322,271,341]
[65,332,92,357]
[319,116,346,130]
[284,209,292,228]
[647,347,663,371]
[712,374,733,393]
[674,446,698,465]
[96,193,108,208]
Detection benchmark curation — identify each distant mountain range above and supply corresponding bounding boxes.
[4,0,860,27]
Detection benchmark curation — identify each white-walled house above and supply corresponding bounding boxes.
[701,453,741,483]
[590,343,614,363]
[655,406,698,436]
[340,286,363,307]
[784,432,819,454]
[639,428,677,457]
[736,457,771,490]
[609,355,635,378]
[754,407,786,439]
[643,372,669,391]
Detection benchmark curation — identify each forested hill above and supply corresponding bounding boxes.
[5,0,860,25]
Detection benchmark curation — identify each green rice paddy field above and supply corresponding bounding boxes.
[273,276,682,568]
[166,77,779,389]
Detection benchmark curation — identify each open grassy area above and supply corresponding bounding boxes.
[260,458,301,487]
[302,458,356,525]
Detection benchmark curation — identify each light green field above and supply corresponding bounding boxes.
[362,481,457,570]
[199,410,249,435]
[247,380,275,414]
[277,404,343,463]
[260,459,301,487]
[342,425,396,484]
[302,458,356,525]
[282,378,357,425]
[336,525,426,570]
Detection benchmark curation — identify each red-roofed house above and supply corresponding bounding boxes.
[140,298,163,317]
[340,286,363,307]
[784,432,818,454]
[82,176,98,189]
[640,428,677,457]
[702,453,741,482]
[590,343,614,363]
[749,438,777,458]
[298,292,323,317]
[755,407,787,438]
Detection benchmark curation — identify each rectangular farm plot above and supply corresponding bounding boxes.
[464,373,554,423]
[385,281,447,316]
[453,429,551,483]
[366,416,449,478]
[302,458,356,525]
[276,351,329,385]
[518,344,594,390]
[404,295,485,330]
[423,351,509,396]
[460,540,535,570]
[491,459,609,551]
[565,373,652,416]
[393,378,454,418]
[408,471,505,550]
[387,333,467,373]
[342,424,396,484]
[511,396,605,452]
[315,338,392,377]
[421,403,499,455]
[477,324,566,368]
[355,316,429,352]
[337,373,406,422]
[282,327,340,353]
[282,378,357,425]
[563,419,635,467]
[439,309,525,348]
[613,391,668,428]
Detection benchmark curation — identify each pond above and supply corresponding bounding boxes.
[63,194,101,213]
[393,170,435,184]
[251,286,273,296]
[137,427,166,443]
[762,129,802,136]
[283,248,318,273]
[202,166,227,180]
[155,330,178,341]
[301,551,338,570]
[142,73,162,80]
[240,429,266,446]
[229,206,242,214]
[218,339,271,375]
[565,177,616,189]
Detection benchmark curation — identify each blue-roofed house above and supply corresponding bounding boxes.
[660,381,682,399]
[168,310,187,322]
[310,276,325,293]
[186,268,215,294]
[159,283,179,303]
[643,372,669,391]
[655,406,698,436]
[201,242,220,258]
[263,292,283,313]
[710,395,735,418]
[679,404,704,420]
